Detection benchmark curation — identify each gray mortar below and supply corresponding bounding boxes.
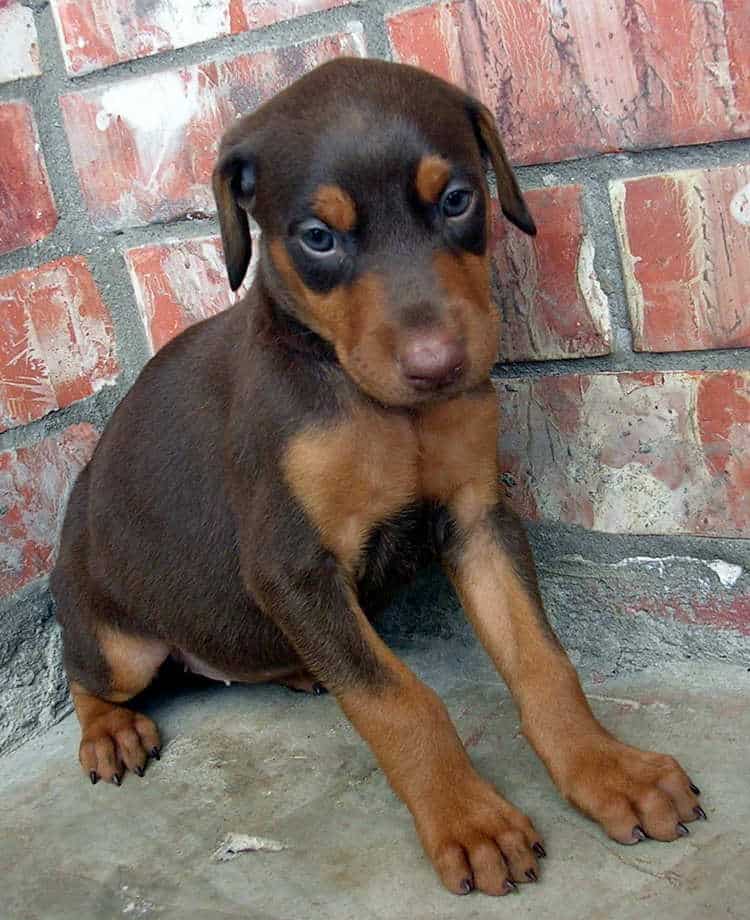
[1,0,749,754]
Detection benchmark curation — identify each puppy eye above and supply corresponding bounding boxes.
[441,186,474,218]
[299,220,336,254]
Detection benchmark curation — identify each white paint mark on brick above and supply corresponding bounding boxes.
[707,560,743,588]
[96,70,201,187]
[576,233,611,345]
[138,0,229,58]
[609,179,645,345]
[345,21,367,58]
[730,181,750,226]
[0,5,41,84]
[603,554,743,588]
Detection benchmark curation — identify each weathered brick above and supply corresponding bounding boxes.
[624,593,750,639]
[59,28,366,230]
[541,554,750,675]
[0,102,57,255]
[0,3,41,84]
[51,0,348,76]
[611,163,750,353]
[497,371,750,538]
[726,0,750,134]
[492,188,611,362]
[0,257,118,432]
[0,424,99,596]
[125,234,257,353]
[387,0,750,165]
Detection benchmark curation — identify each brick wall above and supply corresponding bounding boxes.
[1,0,749,752]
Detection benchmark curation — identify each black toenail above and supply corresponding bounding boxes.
[112,773,121,786]
[459,877,474,895]
[89,771,98,785]
[633,825,648,842]
[689,782,701,796]
[150,747,160,760]
[532,842,546,858]
[135,765,145,777]
[694,806,707,820]
[505,880,519,894]
[677,822,690,836]
[312,683,328,695]
[525,869,537,882]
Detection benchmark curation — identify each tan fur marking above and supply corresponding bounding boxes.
[269,239,382,349]
[283,408,418,572]
[434,249,492,315]
[96,626,168,701]
[417,386,499,529]
[270,239,418,405]
[71,680,162,782]
[448,523,599,791]
[313,184,357,232]
[415,154,451,204]
[433,250,499,394]
[339,603,540,895]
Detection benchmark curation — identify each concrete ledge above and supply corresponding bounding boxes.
[0,655,747,919]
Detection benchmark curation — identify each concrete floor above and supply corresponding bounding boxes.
[1,640,748,920]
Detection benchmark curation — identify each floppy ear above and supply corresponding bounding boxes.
[212,144,256,291]
[469,101,536,236]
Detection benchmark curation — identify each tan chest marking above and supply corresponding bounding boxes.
[283,407,419,572]
[283,388,500,570]
[417,387,499,530]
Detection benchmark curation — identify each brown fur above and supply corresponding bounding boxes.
[52,57,702,896]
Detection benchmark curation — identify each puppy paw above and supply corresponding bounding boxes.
[558,739,704,844]
[414,774,544,896]
[79,706,161,786]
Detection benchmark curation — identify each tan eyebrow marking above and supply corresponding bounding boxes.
[312,184,357,232]
[415,154,452,204]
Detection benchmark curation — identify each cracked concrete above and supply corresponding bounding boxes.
[1,645,747,920]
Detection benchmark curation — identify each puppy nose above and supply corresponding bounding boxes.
[399,331,466,390]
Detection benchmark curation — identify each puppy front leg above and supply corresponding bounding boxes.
[240,516,543,895]
[443,501,705,844]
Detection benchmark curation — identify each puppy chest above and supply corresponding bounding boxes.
[283,411,419,568]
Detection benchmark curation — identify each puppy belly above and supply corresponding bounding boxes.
[170,649,300,686]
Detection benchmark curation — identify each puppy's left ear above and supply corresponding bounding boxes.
[212,143,256,291]
[468,101,536,236]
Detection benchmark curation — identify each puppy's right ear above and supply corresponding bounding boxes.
[212,144,256,291]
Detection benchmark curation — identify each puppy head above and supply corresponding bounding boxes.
[213,58,534,407]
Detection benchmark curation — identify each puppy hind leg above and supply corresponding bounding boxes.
[66,625,168,786]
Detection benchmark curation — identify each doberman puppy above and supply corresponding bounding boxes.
[52,57,705,896]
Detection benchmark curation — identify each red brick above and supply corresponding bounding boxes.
[59,28,366,230]
[612,164,750,352]
[624,595,750,638]
[491,187,611,361]
[125,234,257,353]
[0,424,99,596]
[0,3,41,83]
[726,0,750,135]
[497,371,750,537]
[387,0,750,165]
[0,257,118,432]
[0,102,57,255]
[50,0,348,76]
